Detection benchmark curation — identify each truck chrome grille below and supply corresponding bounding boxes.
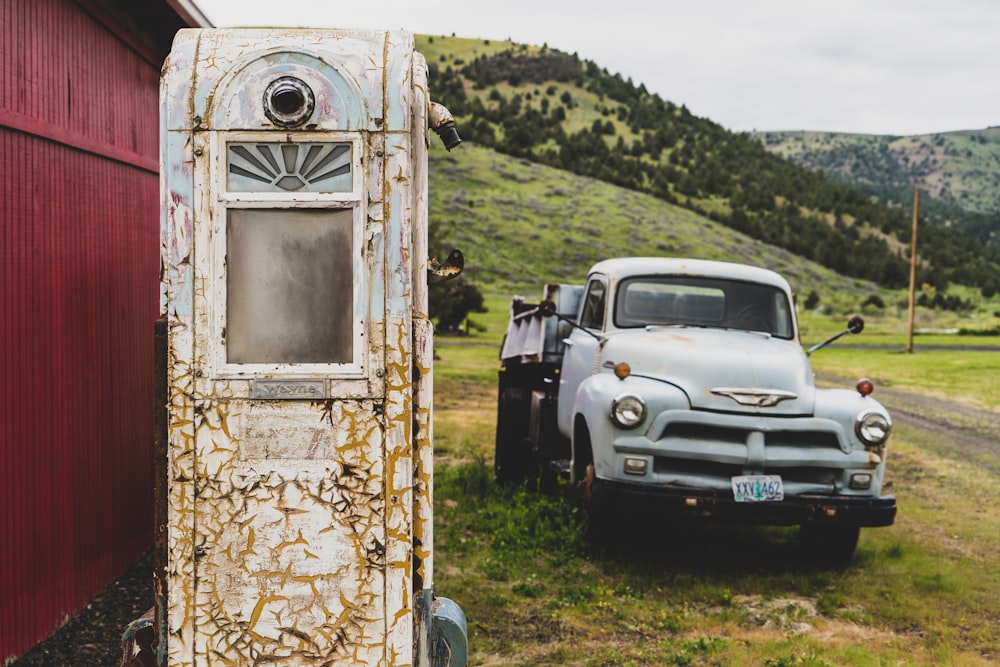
[650,420,847,491]
[660,423,840,450]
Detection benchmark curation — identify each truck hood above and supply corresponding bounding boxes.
[602,327,816,415]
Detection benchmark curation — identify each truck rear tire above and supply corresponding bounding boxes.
[495,384,531,486]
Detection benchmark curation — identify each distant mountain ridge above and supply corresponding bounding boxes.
[754,128,1000,248]
[417,35,1000,297]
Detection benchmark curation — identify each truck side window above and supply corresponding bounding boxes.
[579,280,606,330]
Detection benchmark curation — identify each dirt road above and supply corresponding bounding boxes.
[817,371,1000,473]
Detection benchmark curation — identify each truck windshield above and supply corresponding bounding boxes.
[614,276,794,339]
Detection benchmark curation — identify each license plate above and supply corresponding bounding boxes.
[732,475,784,502]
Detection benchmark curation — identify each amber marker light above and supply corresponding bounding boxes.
[613,362,631,380]
[856,378,874,396]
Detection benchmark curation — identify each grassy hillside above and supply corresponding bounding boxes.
[417,34,1000,298]
[755,128,1000,248]
[428,143,875,301]
[428,143,1000,329]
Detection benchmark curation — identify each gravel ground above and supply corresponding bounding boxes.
[11,551,153,667]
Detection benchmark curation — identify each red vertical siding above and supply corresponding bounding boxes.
[1,0,162,660]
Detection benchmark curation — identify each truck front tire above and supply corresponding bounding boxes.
[799,524,860,568]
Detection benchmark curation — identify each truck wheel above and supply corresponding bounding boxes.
[495,385,530,486]
[538,464,558,495]
[574,421,609,543]
[572,418,594,484]
[582,463,611,544]
[799,524,860,568]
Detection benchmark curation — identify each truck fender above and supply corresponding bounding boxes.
[570,372,690,482]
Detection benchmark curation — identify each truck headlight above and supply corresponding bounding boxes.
[856,411,891,446]
[610,394,646,429]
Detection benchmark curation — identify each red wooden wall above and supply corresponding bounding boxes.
[1,0,179,660]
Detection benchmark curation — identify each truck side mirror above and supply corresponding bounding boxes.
[807,314,866,356]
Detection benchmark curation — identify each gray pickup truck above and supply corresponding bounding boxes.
[495,257,896,565]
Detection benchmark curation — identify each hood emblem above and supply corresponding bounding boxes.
[711,387,797,407]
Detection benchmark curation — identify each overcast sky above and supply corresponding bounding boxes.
[194,0,998,136]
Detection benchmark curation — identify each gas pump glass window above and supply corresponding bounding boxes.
[223,141,358,366]
[227,208,353,363]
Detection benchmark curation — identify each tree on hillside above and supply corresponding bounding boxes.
[427,213,487,334]
[429,278,487,334]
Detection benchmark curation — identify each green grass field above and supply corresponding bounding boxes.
[430,305,1000,666]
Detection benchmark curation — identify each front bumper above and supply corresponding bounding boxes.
[591,478,896,527]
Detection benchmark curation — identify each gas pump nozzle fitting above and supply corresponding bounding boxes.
[429,101,462,151]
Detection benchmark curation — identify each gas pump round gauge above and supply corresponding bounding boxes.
[262,76,315,127]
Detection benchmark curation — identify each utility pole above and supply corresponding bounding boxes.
[906,186,920,353]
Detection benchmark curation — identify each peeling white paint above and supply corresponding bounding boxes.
[161,29,438,666]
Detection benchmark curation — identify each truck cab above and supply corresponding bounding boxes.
[497,257,895,565]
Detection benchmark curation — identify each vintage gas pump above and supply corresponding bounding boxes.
[154,29,466,666]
